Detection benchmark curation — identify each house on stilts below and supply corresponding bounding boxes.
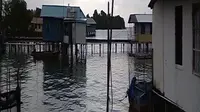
[128,14,153,59]
[86,18,96,37]
[36,5,86,61]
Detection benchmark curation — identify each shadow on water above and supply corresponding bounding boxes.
[0,51,33,89]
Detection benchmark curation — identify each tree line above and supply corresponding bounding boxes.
[0,0,126,38]
[87,9,126,29]
[1,0,41,37]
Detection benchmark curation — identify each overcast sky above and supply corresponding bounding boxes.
[25,0,152,26]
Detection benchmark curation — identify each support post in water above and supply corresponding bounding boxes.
[99,44,101,56]
[14,45,17,53]
[115,43,117,53]
[94,44,95,54]
[131,43,133,54]
[81,44,83,60]
[103,44,104,54]
[91,44,93,55]
[39,43,42,52]
[75,44,78,61]
[123,43,125,53]
[138,43,141,53]
[146,43,149,53]
[48,42,51,52]
[121,43,122,52]
[27,43,30,53]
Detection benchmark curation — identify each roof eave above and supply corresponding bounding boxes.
[148,0,158,9]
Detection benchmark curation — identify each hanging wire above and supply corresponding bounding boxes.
[36,61,39,106]
[110,69,113,111]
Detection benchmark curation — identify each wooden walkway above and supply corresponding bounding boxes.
[7,37,137,43]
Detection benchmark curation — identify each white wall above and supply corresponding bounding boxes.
[72,23,86,44]
[136,23,151,35]
[153,0,200,112]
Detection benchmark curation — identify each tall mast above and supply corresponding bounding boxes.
[106,0,114,111]
[106,2,110,112]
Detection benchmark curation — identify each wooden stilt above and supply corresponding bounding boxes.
[99,44,101,56]
[146,43,149,53]
[103,44,104,54]
[94,44,95,54]
[138,43,141,53]
[27,44,30,53]
[91,44,93,55]
[131,43,133,54]
[123,43,125,53]
[115,43,117,53]
[75,44,78,61]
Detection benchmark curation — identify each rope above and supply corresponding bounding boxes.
[36,61,39,106]
[110,69,113,111]
[119,94,128,102]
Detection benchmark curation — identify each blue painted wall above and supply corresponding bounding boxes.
[43,18,64,42]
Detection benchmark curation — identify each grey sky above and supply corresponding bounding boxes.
[25,0,152,26]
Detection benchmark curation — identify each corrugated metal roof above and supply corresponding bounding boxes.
[41,5,85,19]
[128,14,152,23]
[87,18,96,25]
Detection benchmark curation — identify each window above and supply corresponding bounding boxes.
[150,24,152,34]
[141,24,145,34]
[175,6,183,65]
[193,3,200,74]
[35,24,38,29]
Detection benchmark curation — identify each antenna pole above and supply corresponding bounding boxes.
[106,1,110,112]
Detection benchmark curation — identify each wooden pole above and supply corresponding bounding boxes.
[70,23,73,66]
[103,44,104,54]
[91,44,93,55]
[131,43,133,54]
[99,44,101,56]
[94,44,95,54]
[123,43,125,53]
[115,43,117,53]
[75,44,78,61]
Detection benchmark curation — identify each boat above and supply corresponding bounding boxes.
[127,73,152,112]
[0,90,19,111]
[128,53,152,59]
[31,51,60,60]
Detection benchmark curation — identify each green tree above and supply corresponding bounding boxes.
[91,9,125,29]
[3,0,32,37]
[34,7,41,17]
[86,14,90,18]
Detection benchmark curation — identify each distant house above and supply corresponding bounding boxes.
[149,0,200,112]
[31,17,43,36]
[86,18,96,37]
[128,14,152,43]
[40,5,86,44]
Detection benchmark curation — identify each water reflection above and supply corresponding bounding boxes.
[0,45,153,112]
[42,59,87,112]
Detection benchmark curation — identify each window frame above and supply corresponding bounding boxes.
[193,3,200,76]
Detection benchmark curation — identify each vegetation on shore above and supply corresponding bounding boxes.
[1,0,126,37]
[87,10,126,29]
